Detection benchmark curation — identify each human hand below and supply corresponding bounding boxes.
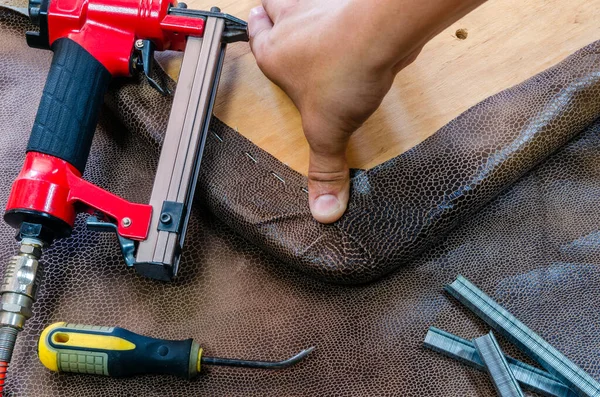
[248,0,484,223]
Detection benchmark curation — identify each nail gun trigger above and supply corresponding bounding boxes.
[86,216,137,267]
[133,39,172,96]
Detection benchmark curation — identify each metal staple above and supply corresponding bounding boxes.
[445,275,600,397]
[211,131,223,142]
[424,327,575,397]
[473,332,524,397]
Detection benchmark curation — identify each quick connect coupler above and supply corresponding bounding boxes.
[0,239,43,362]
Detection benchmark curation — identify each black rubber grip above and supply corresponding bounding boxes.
[27,38,111,173]
[43,324,196,378]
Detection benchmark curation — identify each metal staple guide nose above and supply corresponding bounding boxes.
[135,15,227,277]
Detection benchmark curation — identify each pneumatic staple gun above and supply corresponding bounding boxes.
[0,0,298,388]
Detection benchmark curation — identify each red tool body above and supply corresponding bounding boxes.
[5,0,210,242]
[5,0,247,259]
[0,1,248,391]
[44,0,204,76]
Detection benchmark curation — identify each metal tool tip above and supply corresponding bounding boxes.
[288,346,315,362]
[301,346,316,356]
[261,346,315,369]
[201,346,315,370]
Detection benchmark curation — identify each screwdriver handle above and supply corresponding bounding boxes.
[38,322,202,378]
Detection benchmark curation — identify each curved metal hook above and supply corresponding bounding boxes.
[201,347,315,369]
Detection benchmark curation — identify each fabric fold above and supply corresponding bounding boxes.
[108,40,600,284]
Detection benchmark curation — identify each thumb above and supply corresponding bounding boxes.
[308,148,350,224]
[248,6,273,56]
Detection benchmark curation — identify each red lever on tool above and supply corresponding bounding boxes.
[6,153,152,240]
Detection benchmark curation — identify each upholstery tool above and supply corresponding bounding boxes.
[38,322,313,377]
[0,0,251,391]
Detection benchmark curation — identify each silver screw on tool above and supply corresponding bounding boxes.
[122,218,132,228]
[135,39,144,50]
[160,213,172,225]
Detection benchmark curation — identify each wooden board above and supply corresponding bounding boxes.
[158,0,599,175]
[4,0,598,174]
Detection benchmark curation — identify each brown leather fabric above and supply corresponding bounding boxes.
[2,7,600,396]
[116,32,600,285]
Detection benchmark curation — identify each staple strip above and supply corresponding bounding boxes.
[301,187,309,194]
[473,332,524,397]
[445,275,600,397]
[424,327,575,397]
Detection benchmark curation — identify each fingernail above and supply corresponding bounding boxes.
[249,6,266,18]
[313,194,342,217]
[248,6,267,38]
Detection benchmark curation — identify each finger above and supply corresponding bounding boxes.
[248,6,273,55]
[307,148,350,224]
[261,0,297,23]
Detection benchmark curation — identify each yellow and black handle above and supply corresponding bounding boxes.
[39,322,314,379]
[38,322,202,379]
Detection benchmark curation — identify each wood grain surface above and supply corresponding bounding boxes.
[160,0,597,175]
[3,0,599,174]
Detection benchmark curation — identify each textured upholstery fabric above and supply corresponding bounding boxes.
[1,7,600,396]
[116,26,600,285]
